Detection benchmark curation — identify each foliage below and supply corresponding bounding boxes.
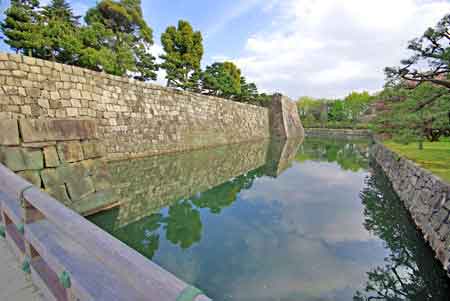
[297,91,373,128]
[1,0,43,56]
[201,61,241,97]
[1,0,157,80]
[385,14,450,90]
[328,99,346,122]
[239,76,258,102]
[83,0,158,80]
[163,200,202,249]
[344,91,372,124]
[354,164,450,300]
[295,137,369,172]
[0,1,279,105]
[384,138,450,183]
[160,20,204,90]
[372,83,450,145]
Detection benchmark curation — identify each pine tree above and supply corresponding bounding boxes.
[83,0,158,80]
[1,0,43,56]
[40,0,82,63]
[201,62,241,98]
[160,20,204,90]
[42,0,80,26]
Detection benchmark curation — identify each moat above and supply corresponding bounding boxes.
[90,137,450,301]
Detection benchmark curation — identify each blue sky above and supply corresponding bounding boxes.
[1,0,450,98]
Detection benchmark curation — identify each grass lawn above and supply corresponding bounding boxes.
[384,138,450,183]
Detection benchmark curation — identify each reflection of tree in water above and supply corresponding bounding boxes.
[192,167,265,214]
[163,200,202,249]
[296,138,369,171]
[105,166,267,257]
[354,164,450,300]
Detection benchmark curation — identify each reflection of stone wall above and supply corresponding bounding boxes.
[305,128,371,138]
[0,53,307,215]
[264,138,303,177]
[108,140,270,227]
[372,143,450,276]
[0,53,269,159]
[0,119,114,214]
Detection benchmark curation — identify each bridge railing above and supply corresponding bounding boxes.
[0,163,211,301]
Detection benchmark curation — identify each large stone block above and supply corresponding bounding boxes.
[0,147,44,171]
[45,184,72,205]
[65,176,95,201]
[43,145,60,167]
[57,141,84,163]
[17,170,42,187]
[0,119,20,145]
[41,168,63,188]
[19,119,97,143]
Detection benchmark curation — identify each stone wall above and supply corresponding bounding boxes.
[0,53,270,158]
[0,119,114,215]
[0,52,305,215]
[269,94,304,139]
[372,143,450,274]
[305,128,371,138]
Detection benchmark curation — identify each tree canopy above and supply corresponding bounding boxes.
[1,0,158,80]
[385,14,450,90]
[201,61,241,97]
[372,83,450,146]
[1,1,272,106]
[160,20,204,90]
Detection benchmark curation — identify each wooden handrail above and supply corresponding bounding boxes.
[0,163,211,301]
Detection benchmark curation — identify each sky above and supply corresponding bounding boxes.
[1,0,450,99]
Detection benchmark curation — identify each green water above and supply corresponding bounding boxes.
[90,137,450,300]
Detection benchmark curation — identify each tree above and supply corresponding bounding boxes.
[162,200,202,249]
[354,165,450,300]
[83,0,158,80]
[238,76,258,102]
[201,61,241,98]
[39,0,82,63]
[385,14,450,91]
[373,83,450,148]
[42,0,79,25]
[160,20,204,90]
[1,0,44,56]
[296,96,317,119]
[328,99,346,122]
[344,91,372,124]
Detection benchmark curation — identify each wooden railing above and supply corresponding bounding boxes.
[0,163,211,301]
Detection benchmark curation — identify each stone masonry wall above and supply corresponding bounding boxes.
[269,94,304,139]
[0,119,114,215]
[0,52,305,216]
[372,143,450,275]
[0,53,270,158]
[305,128,371,138]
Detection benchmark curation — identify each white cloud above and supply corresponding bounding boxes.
[228,0,450,99]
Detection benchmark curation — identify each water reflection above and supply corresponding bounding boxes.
[296,137,369,171]
[354,163,450,300]
[90,137,450,300]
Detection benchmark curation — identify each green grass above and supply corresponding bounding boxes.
[384,138,450,183]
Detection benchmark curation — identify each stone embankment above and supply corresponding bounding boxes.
[372,143,450,275]
[305,128,371,138]
[0,52,304,215]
